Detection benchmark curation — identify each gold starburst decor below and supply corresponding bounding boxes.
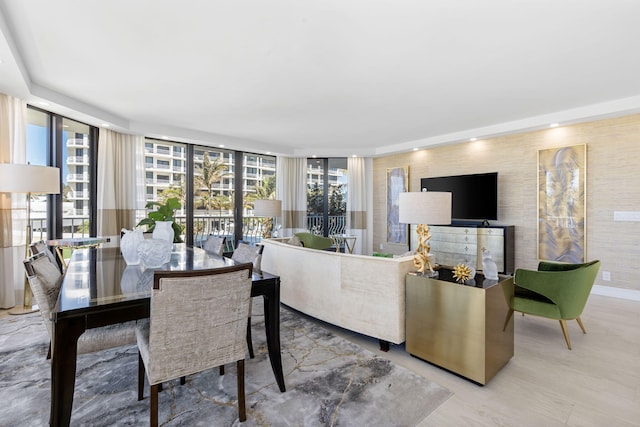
[452,263,473,283]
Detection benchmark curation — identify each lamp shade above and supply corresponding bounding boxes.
[398,191,452,225]
[0,163,60,194]
[254,199,282,217]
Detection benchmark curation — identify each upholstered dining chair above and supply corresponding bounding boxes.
[136,263,253,425]
[231,242,264,359]
[202,235,226,256]
[503,260,600,350]
[23,252,137,359]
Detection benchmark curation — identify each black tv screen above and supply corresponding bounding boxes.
[420,172,498,222]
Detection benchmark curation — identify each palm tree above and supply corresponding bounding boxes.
[194,153,228,213]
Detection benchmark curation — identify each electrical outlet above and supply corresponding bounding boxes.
[602,271,611,281]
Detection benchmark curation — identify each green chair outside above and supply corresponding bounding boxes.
[503,260,600,350]
[294,232,335,251]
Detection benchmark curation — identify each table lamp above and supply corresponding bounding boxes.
[399,191,452,277]
[254,199,282,238]
[0,163,61,314]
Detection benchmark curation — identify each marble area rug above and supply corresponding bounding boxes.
[0,302,451,426]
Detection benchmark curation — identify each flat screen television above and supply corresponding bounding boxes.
[420,172,498,223]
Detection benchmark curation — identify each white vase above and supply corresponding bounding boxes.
[153,221,174,243]
[137,239,173,269]
[121,228,144,265]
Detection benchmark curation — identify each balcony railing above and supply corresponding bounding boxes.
[30,213,348,248]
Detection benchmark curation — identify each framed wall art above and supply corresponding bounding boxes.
[537,144,586,263]
[386,166,409,244]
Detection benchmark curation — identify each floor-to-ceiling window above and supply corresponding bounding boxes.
[306,158,347,236]
[26,107,97,241]
[142,138,276,248]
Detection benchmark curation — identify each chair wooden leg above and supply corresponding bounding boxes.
[246,317,254,359]
[559,319,572,350]
[219,365,225,375]
[47,341,51,360]
[503,309,514,331]
[576,316,587,334]
[138,352,145,401]
[158,383,163,392]
[180,376,186,385]
[150,384,159,427]
[237,360,246,422]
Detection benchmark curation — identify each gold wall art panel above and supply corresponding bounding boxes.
[537,144,586,263]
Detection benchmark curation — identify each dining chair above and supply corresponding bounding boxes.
[23,252,136,359]
[136,263,253,425]
[231,242,264,359]
[202,235,226,256]
[502,260,600,349]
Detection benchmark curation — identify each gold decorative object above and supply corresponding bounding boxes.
[452,263,473,283]
[412,224,432,274]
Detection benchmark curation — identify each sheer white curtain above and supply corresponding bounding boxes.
[276,157,307,237]
[0,93,27,308]
[97,129,145,245]
[347,156,372,255]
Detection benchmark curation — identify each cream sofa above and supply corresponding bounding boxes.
[261,238,414,349]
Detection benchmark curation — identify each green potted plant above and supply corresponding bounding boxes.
[137,197,184,243]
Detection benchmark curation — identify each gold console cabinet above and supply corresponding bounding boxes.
[405,271,514,385]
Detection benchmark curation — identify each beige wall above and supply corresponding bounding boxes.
[373,113,640,291]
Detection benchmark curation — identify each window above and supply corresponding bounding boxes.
[26,107,97,240]
[306,158,347,236]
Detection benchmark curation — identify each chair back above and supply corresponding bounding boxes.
[30,240,59,269]
[540,260,600,318]
[202,235,226,256]
[232,242,264,273]
[23,252,63,340]
[294,232,334,250]
[146,264,253,384]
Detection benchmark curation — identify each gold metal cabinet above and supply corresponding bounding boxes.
[405,271,514,385]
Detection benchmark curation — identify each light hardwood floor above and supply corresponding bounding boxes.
[2,295,638,426]
[326,294,640,427]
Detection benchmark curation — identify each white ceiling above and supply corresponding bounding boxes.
[1,0,640,157]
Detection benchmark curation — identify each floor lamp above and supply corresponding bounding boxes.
[399,191,452,277]
[0,163,61,315]
[254,199,282,238]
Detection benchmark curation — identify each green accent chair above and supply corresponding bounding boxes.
[294,232,335,251]
[503,260,600,350]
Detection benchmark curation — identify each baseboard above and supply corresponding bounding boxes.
[592,285,640,301]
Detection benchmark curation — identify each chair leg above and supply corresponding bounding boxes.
[503,309,514,331]
[219,365,225,376]
[138,352,145,401]
[150,383,159,427]
[559,319,572,350]
[180,376,186,385]
[576,316,587,334]
[237,360,246,422]
[47,341,51,360]
[246,317,254,359]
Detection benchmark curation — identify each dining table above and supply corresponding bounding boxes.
[50,244,285,427]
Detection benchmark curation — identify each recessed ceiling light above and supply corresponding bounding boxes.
[470,138,477,142]
[161,136,169,140]
[412,148,419,151]
[550,123,559,128]
[312,155,317,158]
[351,154,357,157]
[39,101,50,106]
[266,151,271,155]
[102,123,110,127]
[218,144,225,148]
